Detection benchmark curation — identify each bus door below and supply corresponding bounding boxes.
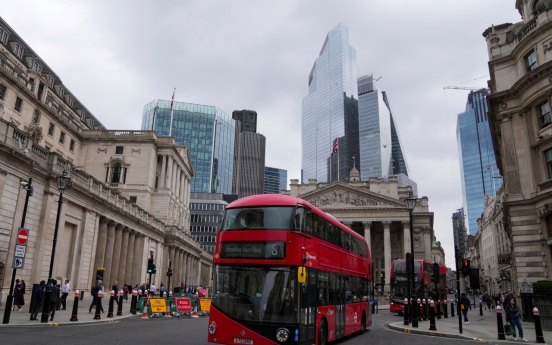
[335,275,345,339]
[299,270,317,344]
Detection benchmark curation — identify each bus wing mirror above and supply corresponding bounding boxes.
[298,267,306,284]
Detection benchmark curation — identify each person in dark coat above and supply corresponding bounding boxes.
[30,280,46,320]
[112,281,119,305]
[49,280,60,321]
[460,293,471,324]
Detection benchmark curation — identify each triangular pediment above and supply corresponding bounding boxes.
[300,182,406,208]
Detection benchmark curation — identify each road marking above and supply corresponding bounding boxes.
[48,322,58,326]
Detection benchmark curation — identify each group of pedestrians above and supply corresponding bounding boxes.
[29,279,69,321]
[459,291,527,342]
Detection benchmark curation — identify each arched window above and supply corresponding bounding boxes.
[111,163,122,183]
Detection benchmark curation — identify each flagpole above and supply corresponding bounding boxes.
[337,138,340,182]
[168,87,176,136]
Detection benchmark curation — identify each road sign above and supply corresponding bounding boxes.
[12,257,24,269]
[199,298,211,312]
[17,228,28,245]
[149,298,167,313]
[175,298,191,312]
[12,228,29,269]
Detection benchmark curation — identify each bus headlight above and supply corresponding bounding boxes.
[208,321,217,335]
[275,328,290,342]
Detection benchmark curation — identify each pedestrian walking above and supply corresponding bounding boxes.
[14,279,26,310]
[112,281,119,305]
[49,280,60,321]
[149,283,156,297]
[89,280,105,313]
[30,280,46,320]
[460,293,471,324]
[61,279,70,310]
[505,297,528,341]
[123,285,129,301]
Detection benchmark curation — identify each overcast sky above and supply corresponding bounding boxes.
[2,1,523,268]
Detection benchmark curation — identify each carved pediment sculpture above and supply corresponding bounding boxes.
[24,123,43,142]
[307,189,388,207]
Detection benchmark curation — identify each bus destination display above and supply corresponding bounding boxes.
[220,241,285,260]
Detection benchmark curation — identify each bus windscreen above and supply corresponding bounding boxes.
[221,207,294,230]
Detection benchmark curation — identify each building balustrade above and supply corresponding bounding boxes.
[538,179,552,192]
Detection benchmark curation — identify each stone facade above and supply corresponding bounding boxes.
[284,173,435,294]
[0,17,211,306]
[483,1,552,297]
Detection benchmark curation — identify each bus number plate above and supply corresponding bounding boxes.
[233,338,253,344]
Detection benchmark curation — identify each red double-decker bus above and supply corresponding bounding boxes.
[208,194,372,345]
[389,259,447,314]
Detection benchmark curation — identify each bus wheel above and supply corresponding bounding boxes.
[361,313,366,333]
[318,319,327,345]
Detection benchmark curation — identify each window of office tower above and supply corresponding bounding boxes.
[526,50,538,72]
[539,101,551,127]
[546,149,552,179]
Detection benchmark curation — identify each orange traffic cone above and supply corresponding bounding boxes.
[141,297,149,319]
[165,295,171,318]
[191,303,199,318]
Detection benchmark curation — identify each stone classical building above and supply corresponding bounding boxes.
[0,16,211,305]
[284,168,435,294]
[482,0,552,296]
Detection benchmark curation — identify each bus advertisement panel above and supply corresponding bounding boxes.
[207,194,372,345]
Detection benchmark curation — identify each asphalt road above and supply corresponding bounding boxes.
[0,309,481,345]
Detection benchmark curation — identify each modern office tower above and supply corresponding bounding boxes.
[457,88,502,235]
[264,167,288,194]
[452,208,468,258]
[383,91,409,176]
[302,23,358,183]
[233,132,266,198]
[231,109,266,198]
[142,100,235,194]
[232,109,257,133]
[189,193,229,254]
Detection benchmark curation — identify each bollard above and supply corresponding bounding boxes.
[443,299,448,318]
[533,307,545,343]
[436,299,441,320]
[131,290,138,314]
[70,290,80,322]
[412,298,418,328]
[418,299,423,322]
[429,299,437,331]
[94,290,103,320]
[450,300,455,317]
[141,297,149,319]
[404,298,409,325]
[495,305,506,340]
[107,290,115,317]
[422,299,427,321]
[117,290,123,316]
[480,301,483,316]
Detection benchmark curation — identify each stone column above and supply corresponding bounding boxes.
[93,216,109,272]
[403,221,411,257]
[363,221,371,254]
[180,250,186,285]
[117,227,130,285]
[175,167,180,197]
[383,221,391,293]
[198,259,202,286]
[131,233,143,285]
[160,155,167,188]
[183,253,188,285]
[102,221,117,286]
[110,223,124,287]
[124,230,136,284]
[179,173,184,201]
[424,228,432,261]
[167,156,173,191]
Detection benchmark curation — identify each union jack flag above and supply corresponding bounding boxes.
[329,138,339,158]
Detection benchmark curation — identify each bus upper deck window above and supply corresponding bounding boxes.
[294,207,305,230]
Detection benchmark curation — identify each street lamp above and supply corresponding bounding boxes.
[41,169,71,323]
[404,192,417,327]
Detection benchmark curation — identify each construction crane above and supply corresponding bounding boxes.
[443,86,489,92]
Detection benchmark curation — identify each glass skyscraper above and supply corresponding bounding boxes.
[142,100,235,194]
[302,23,358,183]
[264,167,288,194]
[457,89,503,235]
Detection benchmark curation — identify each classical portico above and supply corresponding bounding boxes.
[285,172,434,294]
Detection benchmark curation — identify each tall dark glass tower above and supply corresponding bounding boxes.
[142,100,235,194]
[232,110,257,133]
[302,23,357,183]
[457,89,503,235]
[264,167,288,194]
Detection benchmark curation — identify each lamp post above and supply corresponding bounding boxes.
[41,170,71,323]
[404,192,417,327]
[2,178,33,324]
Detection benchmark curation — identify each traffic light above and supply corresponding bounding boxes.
[147,257,155,274]
[166,267,173,277]
[461,260,471,276]
[469,268,480,290]
[431,262,440,285]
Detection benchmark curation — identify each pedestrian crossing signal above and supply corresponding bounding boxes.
[462,260,471,275]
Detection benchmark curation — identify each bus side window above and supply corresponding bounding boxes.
[328,272,336,305]
[304,210,313,235]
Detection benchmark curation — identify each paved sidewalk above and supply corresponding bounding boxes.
[386,301,551,343]
[0,296,135,327]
